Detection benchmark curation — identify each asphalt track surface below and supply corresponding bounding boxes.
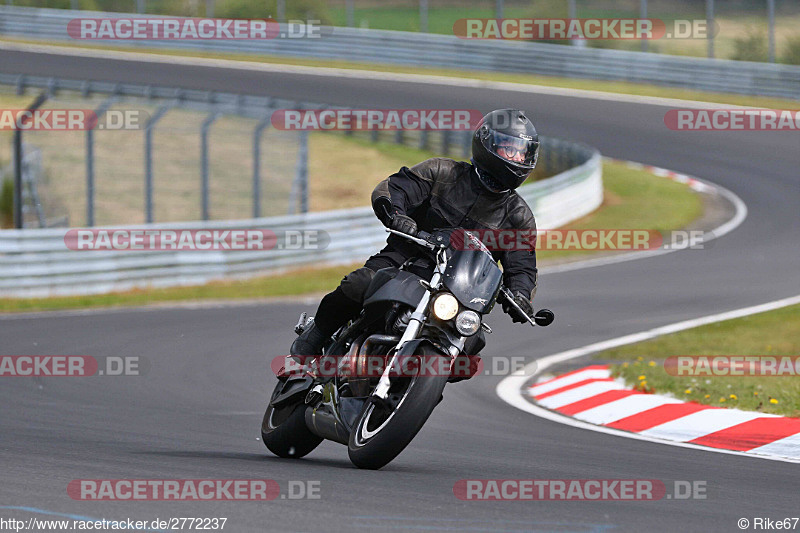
[1,49,799,532]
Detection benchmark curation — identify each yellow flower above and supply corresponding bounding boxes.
[770,398,779,405]
[636,356,643,361]
[648,361,656,367]
[704,394,710,399]
[684,389,692,394]
[719,397,726,403]
[622,362,629,368]
[729,394,737,400]
[753,391,759,396]
[638,375,646,381]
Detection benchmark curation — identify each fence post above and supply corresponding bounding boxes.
[640,0,648,52]
[495,0,503,19]
[706,0,714,59]
[767,0,775,63]
[289,130,309,214]
[252,115,270,219]
[567,0,577,46]
[200,112,219,221]
[346,0,354,27]
[298,129,309,213]
[277,0,285,22]
[86,95,117,227]
[441,130,450,156]
[419,0,428,33]
[419,129,429,150]
[205,0,214,18]
[13,92,47,229]
[136,0,145,14]
[144,104,171,224]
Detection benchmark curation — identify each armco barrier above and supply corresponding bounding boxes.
[1,6,799,99]
[0,147,601,298]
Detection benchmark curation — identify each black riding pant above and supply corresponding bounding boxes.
[312,249,409,337]
[312,247,485,356]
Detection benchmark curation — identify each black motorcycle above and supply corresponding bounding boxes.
[261,227,554,470]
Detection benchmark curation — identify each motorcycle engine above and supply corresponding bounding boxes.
[387,305,413,334]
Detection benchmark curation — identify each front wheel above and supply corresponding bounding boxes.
[261,382,322,459]
[347,344,448,470]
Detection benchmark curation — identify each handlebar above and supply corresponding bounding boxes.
[499,287,555,327]
[385,227,554,328]
[385,227,439,249]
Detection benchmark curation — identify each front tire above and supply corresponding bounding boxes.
[261,383,322,459]
[347,344,448,470]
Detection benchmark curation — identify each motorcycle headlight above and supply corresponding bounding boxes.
[455,310,481,336]
[432,293,459,321]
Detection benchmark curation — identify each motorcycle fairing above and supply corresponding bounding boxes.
[363,268,427,310]
[441,249,502,313]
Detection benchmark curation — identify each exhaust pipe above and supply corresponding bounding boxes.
[305,404,350,445]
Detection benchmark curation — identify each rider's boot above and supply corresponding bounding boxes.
[290,321,328,357]
[277,322,328,381]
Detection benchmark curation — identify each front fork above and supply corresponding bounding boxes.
[372,268,466,400]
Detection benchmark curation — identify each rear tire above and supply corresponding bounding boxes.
[347,344,448,470]
[261,383,322,459]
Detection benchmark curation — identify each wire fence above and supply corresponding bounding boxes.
[0,74,587,229]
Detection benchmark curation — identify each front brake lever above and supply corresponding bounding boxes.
[386,227,434,248]
[499,287,555,327]
[499,287,537,327]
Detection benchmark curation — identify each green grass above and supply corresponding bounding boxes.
[538,159,701,260]
[3,37,799,110]
[0,263,361,313]
[0,160,702,312]
[595,304,800,417]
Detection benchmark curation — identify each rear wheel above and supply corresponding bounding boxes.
[347,344,448,470]
[261,382,322,459]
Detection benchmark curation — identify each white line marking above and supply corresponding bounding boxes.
[573,394,683,425]
[538,381,625,409]
[0,41,773,110]
[543,161,748,275]
[749,433,800,459]
[496,293,800,464]
[640,409,769,442]
[530,368,611,395]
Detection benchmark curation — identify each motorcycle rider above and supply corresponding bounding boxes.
[289,108,540,359]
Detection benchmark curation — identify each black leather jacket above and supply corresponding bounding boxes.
[371,158,538,300]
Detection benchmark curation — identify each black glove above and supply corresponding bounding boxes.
[502,291,533,324]
[390,213,418,237]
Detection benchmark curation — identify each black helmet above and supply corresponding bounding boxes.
[471,109,540,192]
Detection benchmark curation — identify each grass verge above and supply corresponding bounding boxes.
[540,160,701,260]
[595,304,800,417]
[3,38,799,111]
[0,159,701,312]
[0,263,362,314]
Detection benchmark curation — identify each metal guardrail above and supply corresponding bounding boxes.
[0,147,601,298]
[1,6,799,99]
